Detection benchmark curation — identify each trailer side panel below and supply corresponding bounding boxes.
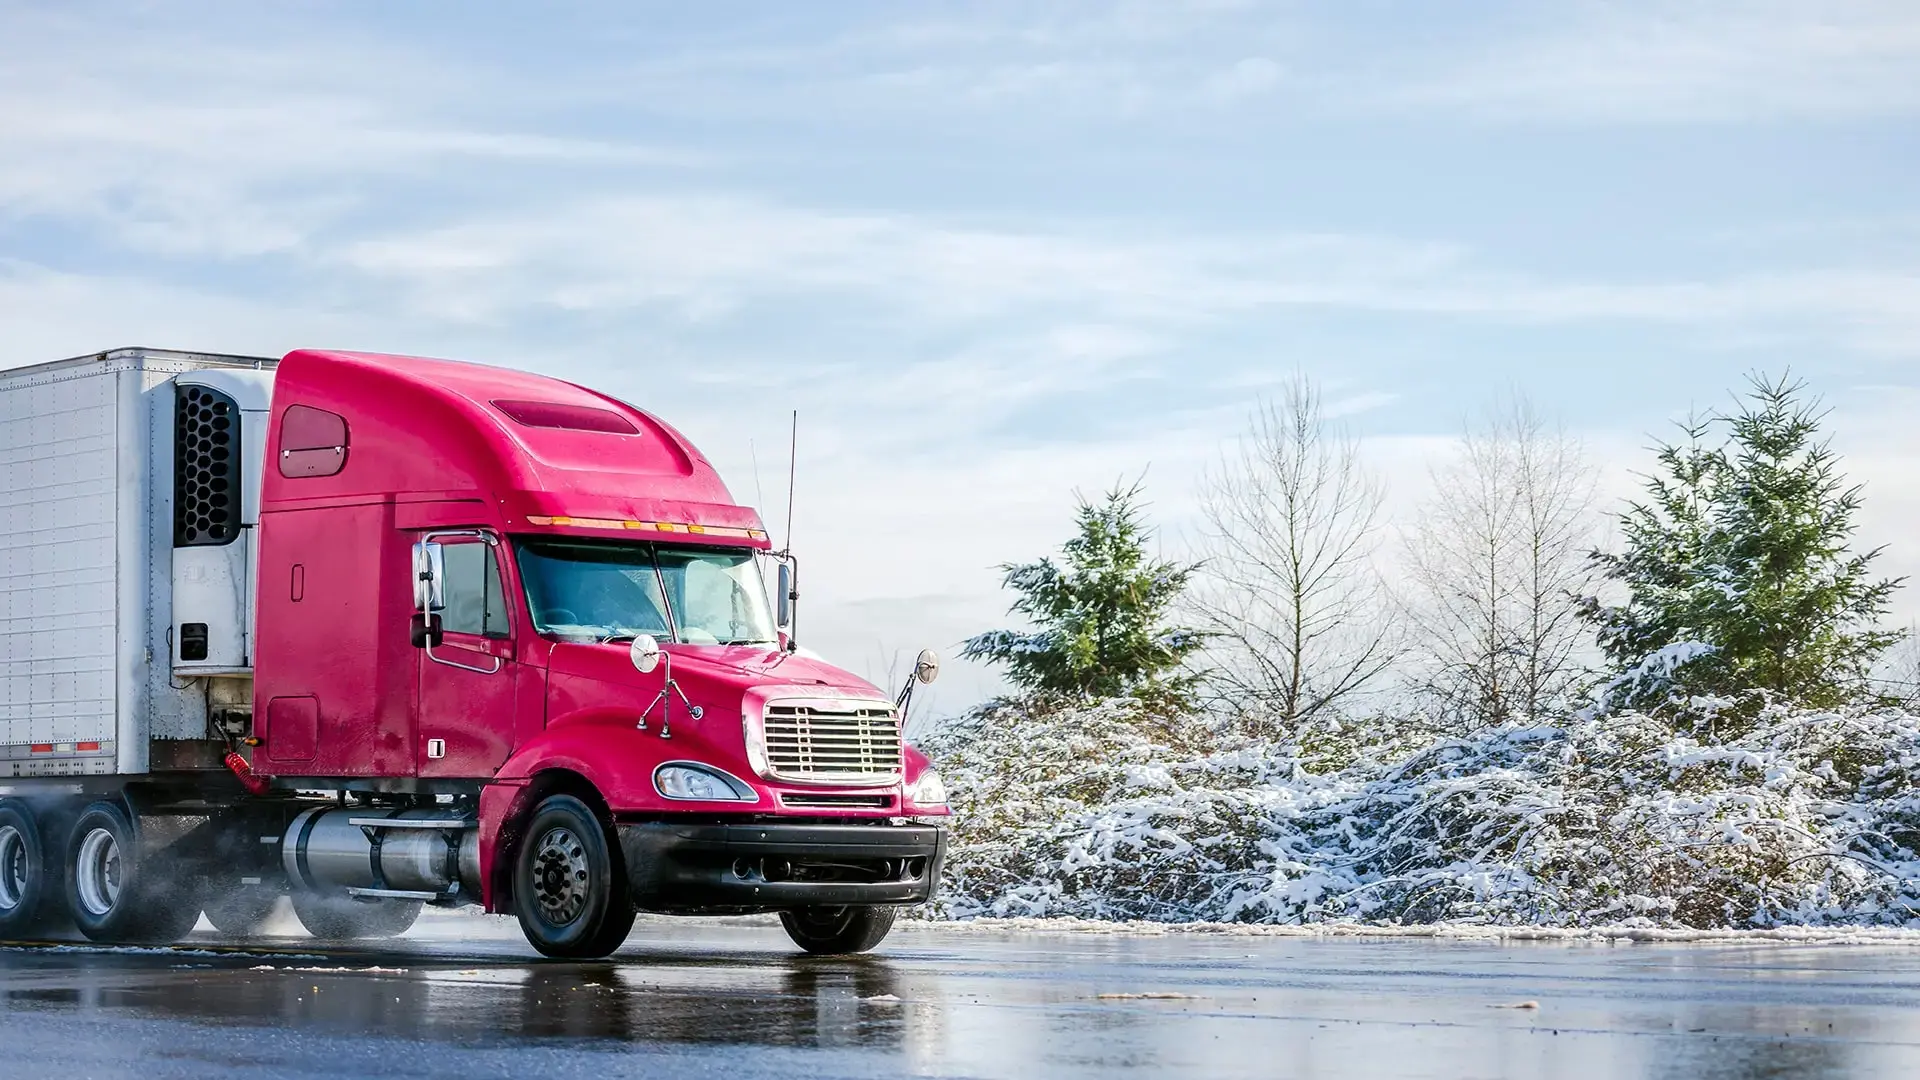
[0,362,126,776]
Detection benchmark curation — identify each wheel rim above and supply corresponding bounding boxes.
[530,825,591,926]
[75,827,122,918]
[0,824,26,912]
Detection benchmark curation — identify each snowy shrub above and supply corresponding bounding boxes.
[922,697,1920,928]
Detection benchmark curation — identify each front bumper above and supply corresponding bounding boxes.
[617,821,946,914]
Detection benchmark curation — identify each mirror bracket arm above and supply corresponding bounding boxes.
[636,650,702,738]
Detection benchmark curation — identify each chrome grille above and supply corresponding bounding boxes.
[761,702,902,784]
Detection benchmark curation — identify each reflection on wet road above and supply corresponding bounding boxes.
[4,912,1920,1078]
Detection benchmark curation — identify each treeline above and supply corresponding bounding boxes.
[960,373,1906,744]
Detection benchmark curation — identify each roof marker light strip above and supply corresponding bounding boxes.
[525,515,767,541]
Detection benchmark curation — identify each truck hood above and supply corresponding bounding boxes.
[547,641,886,698]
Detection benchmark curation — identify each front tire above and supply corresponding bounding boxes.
[0,800,57,939]
[65,801,201,944]
[512,794,632,959]
[779,905,897,955]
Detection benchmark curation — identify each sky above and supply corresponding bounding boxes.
[3,0,1919,714]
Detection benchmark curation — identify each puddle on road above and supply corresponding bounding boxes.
[0,936,932,1054]
[7,927,1920,1077]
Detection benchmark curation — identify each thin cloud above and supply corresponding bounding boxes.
[1386,0,1920,123]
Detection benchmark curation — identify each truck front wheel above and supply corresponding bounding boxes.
[65,801,201,944]
[0,801,56,939]
[779,905,897,954]
[512,793,634,959]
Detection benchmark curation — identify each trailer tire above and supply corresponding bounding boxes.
[779,905,897,955]
[290,890,421,940]
[513,794,631,959]
[0,801,57,939]
[65,801,202,944]
[204,887,283,937]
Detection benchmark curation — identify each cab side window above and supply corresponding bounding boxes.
[439,542,510,637]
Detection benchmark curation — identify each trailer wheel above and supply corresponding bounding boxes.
[203,887,283,937]
[512,793,632,959]
[290,890,421,940]
[0,801,56,939]
[65,801,202,944]
[779,905,896,955]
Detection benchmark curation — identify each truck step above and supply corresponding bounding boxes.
[345,818,475,830]
[344,886,441,901]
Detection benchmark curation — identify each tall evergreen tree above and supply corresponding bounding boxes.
[1583,374,1903,709]
[962,482,1201,699]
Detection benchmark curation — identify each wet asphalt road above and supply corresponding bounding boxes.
[4,913,1920,1079]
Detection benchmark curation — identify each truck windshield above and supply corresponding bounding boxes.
[515,538,778,646]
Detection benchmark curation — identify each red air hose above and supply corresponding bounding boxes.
[223,750,271,796]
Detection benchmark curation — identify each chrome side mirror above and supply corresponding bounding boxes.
[895,646,941,713]
[411,541,446,611]
[775,561,793,629]
[630,634,662,675]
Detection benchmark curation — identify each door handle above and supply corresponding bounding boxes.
[426,641,504,675]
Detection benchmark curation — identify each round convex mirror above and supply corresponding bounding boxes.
[630,634,662,674]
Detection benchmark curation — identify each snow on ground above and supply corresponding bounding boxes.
[919,696,1920,931]
[896,915,1920,945]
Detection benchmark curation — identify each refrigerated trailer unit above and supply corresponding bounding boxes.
[0,349,272,779]
[0,347,949,957]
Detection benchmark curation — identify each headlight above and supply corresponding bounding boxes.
[654,763,758,802]
[905,768,948,808]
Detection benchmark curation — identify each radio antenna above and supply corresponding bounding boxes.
[749,438,767,519]
[782,410,798,553]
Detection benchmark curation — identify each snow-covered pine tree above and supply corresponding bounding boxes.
[1583,374,1903,713]
[961,482,1201,700]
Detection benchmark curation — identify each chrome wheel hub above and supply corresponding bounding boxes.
[531,826,590,926]
[0,825,25,912]
[75,827,122,918]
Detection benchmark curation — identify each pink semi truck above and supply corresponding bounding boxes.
[0,347,949,957]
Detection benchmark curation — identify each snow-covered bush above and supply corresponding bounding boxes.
[922,696,1920,928]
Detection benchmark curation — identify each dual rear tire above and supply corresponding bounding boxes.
[0,798,201,944]
[0,801,58,938]
[64,801,202,944]
[1,797,424,944]
[290,890,421,940]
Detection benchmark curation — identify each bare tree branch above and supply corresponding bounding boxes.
[1403,395,1599,730]
[1191,377,1399,739]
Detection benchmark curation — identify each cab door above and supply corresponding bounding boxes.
[415,532,518,777]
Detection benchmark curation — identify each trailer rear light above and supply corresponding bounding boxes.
[22,742,107,754]
[525,515,767,541]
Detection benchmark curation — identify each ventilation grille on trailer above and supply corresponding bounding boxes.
[175,384,241,546]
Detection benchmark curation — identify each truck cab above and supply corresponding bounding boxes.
[0,347,947,958]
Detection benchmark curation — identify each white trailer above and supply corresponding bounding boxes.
[0,347,275,783]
